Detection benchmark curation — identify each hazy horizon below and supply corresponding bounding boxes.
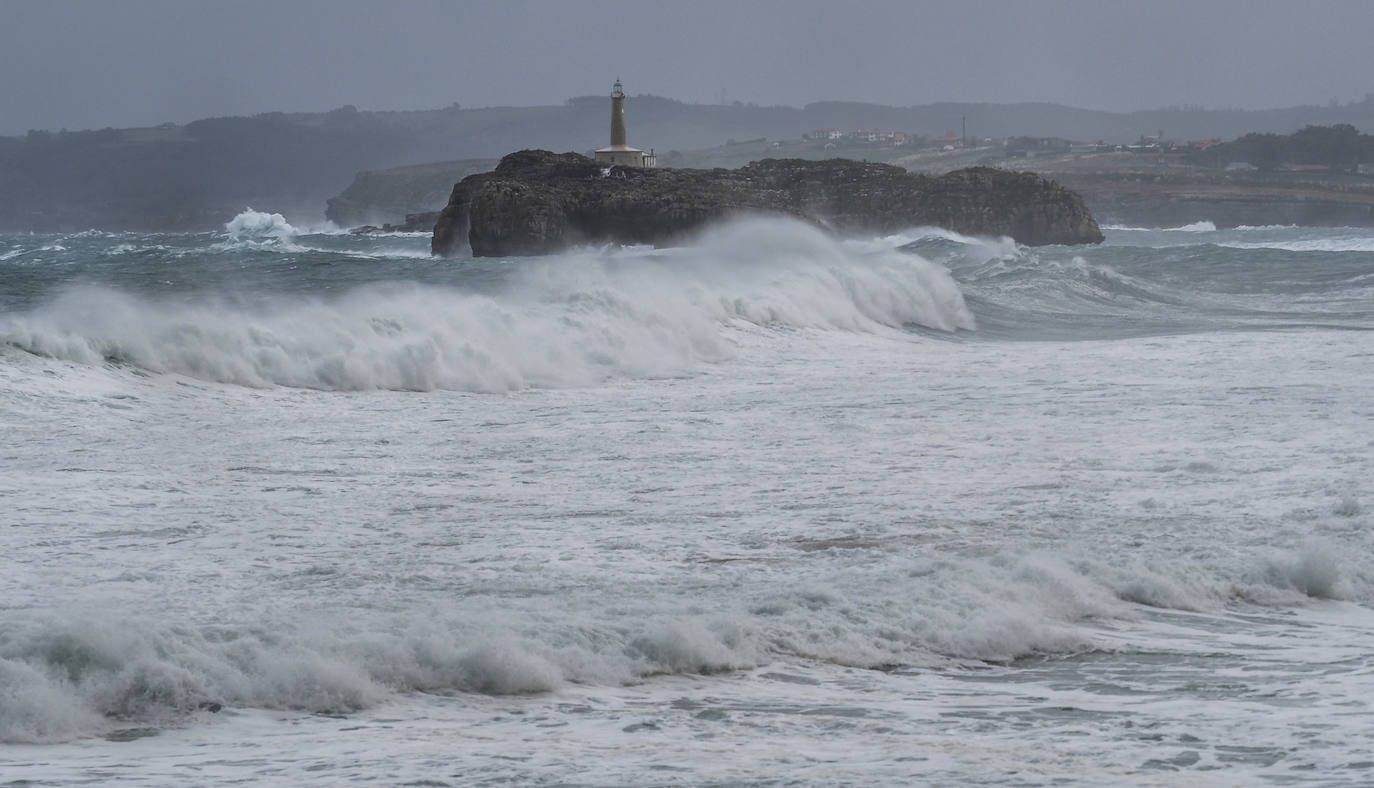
[4,0,1374,136]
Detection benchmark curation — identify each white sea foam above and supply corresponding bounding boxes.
[1216,237,1374,253]
[1103,220,1217,232]
[0,555,1150,742]
[1170,221,1217,232]
[4,222,1373,782]
[1260,544,1347,600]
[3,536,1362,745]
[0,218,974,391]
[216,208,308,253]
[843,226,1016,255]
[303,245,435,259]
[224,208,299,240]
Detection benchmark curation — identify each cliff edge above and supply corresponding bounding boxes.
[432,150,1103,257]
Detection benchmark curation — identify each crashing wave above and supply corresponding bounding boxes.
[0,539,1358,744]
[1103,221,1217,232]
[1216,236,1374,253]
[224,208,299,242]
[0,217,974,392]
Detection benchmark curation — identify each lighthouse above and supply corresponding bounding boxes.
[595,79,656,168]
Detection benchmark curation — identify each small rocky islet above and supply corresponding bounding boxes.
[431,149,1104,257]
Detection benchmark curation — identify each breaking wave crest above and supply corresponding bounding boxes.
[0,218,973,391]
[1,542,1358,744]
[1216,236,1374,253]
[224,208,299,241]
[1103,220,1217,232]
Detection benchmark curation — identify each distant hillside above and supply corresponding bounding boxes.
[6,95,1374,231]
[325,159,497,228]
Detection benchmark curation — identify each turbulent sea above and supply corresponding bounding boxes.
[2,212,1372,786]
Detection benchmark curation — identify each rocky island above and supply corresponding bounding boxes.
[431,149,1104,257]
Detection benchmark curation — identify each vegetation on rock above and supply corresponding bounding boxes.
[1190,124,1374,171]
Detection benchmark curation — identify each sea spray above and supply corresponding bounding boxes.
[1102,220,1217,232]
[224,208,299,241]
[3,219,1373,782]
[6,535,1361,745]
[0,553,1146,742]
[0,217,973,391]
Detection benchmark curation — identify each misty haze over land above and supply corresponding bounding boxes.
[4,1,1374,232]
[4,0,1374,135]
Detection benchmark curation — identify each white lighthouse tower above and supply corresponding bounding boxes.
[594,79,656,168]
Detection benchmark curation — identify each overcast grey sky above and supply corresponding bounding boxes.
[3,0,1373,135]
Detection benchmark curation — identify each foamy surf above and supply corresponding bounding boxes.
[2,533,1361,745]
[3,217,1374,785]
[0,217,973,391]
[1216,236,1374,253]
[1103,220,1217,232]
[224,208,299,240]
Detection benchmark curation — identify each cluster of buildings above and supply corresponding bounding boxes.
[590,82,1371,177]
[805,129,990,152]
[805,128,912,146]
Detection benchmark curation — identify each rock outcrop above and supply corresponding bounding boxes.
[348,211,441,235]
[432,150,1103,257]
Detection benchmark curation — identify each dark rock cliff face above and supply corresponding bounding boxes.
[432,150,1103,257]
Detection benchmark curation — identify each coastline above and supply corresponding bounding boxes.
[331,151,1374,238]
[895,148,1374,229]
